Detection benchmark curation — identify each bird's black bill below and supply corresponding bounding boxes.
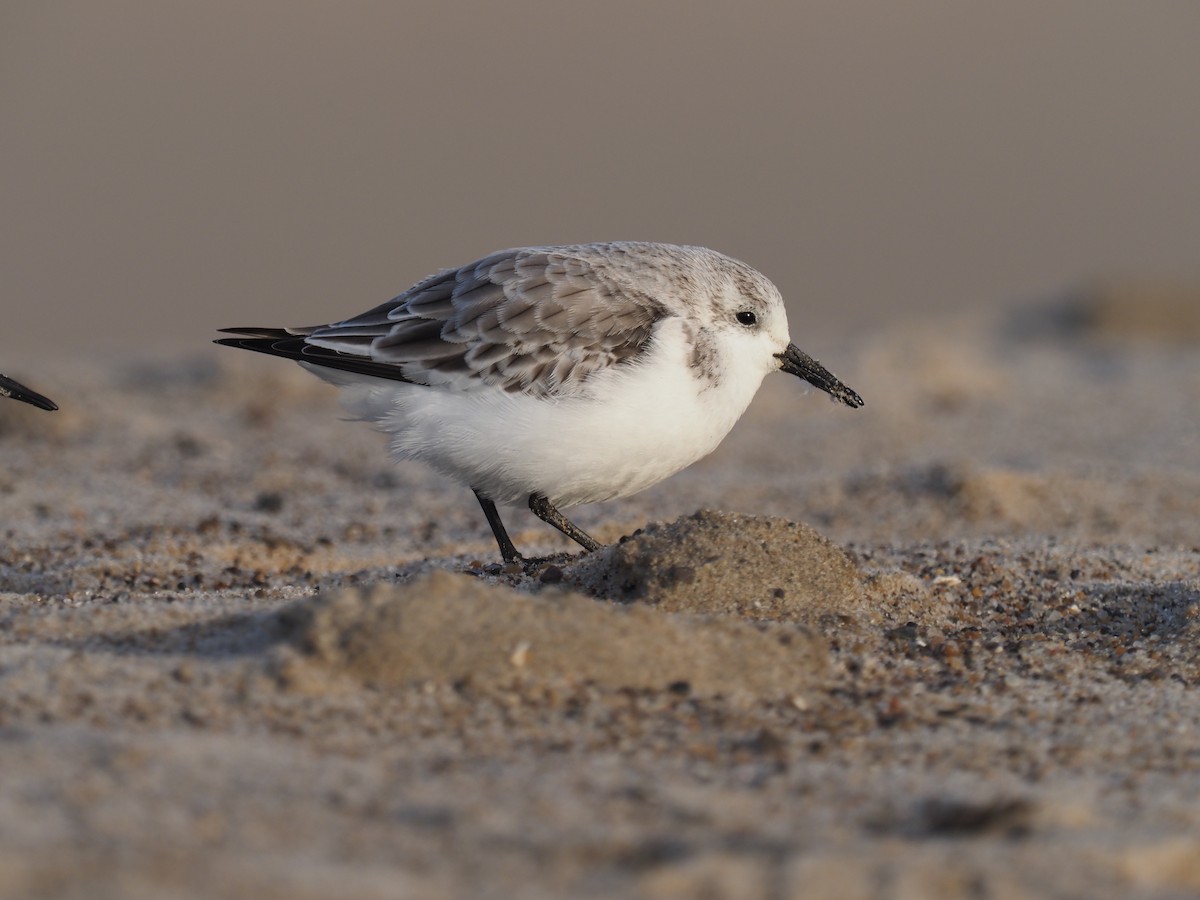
[0,374,58,411]
[775,344,863,408]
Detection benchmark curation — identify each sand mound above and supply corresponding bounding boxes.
[1071,282,1200,342]
[568,510,864,623]
[277,570,827,700]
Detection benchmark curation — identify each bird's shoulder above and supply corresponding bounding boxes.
[305,244,683,396]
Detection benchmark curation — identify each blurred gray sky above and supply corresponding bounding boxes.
[3,1,1199,356]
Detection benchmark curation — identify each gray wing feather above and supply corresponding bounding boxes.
[303,246,668,396]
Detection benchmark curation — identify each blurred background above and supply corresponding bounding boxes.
[2,1,1199,358]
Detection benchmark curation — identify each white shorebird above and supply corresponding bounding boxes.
[0,374,58,411]
[218,242,862,562]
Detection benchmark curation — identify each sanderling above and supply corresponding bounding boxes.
[218,242,862,562]
[0,374,58,411]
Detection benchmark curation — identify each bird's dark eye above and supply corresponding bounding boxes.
[736,310,758,326]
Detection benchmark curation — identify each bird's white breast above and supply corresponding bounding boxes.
[316,318,771,508]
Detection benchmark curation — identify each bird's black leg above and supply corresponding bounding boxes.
[528,493,602,553]
[473,490,524,563]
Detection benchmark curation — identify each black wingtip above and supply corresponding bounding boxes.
[215,328,418,384]
[215,326,295,339]
[214,331,310,363]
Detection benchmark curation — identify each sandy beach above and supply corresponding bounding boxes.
[5,3,1200,896]
[2,290,1197,898]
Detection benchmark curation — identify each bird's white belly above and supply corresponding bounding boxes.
[322,332,768,508]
